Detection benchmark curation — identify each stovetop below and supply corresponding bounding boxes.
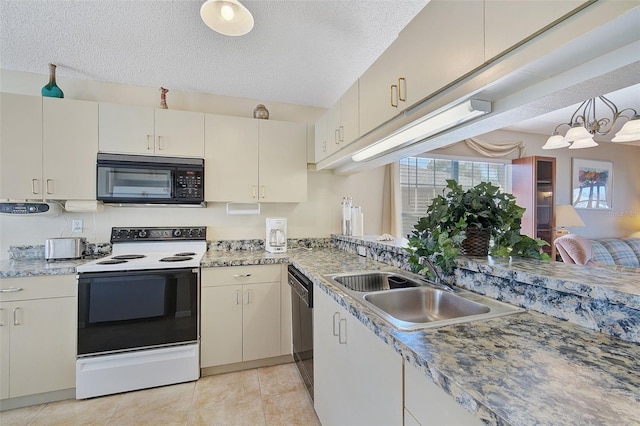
[77,227,207,273]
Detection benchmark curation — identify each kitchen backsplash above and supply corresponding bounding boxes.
[207,238,333,251]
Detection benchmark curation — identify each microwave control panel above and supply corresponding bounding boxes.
[175,170,204,199]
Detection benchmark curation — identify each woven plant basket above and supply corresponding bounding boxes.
[461,226,491,256]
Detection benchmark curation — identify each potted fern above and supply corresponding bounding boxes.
[406,179,549,277]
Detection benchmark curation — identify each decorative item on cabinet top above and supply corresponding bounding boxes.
[41,63,64,98]
[159,87,168,109]
[253,104,269,119]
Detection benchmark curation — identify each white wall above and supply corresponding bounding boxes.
[433,130,640,239]
[0,69,386,258]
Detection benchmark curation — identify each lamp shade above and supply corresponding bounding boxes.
[569,137,598,149]
[200,0,254,36]
[612,116,640,142]
[542,134,570,149]
[564,125,592,142]
[556,205,585,228]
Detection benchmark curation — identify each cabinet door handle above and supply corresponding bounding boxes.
[332,312,340,336]
[246,289,251,304]
[0,287,23,293]
[31,178,40,194]
[46,179,53,195]
[322,140,327,153]
[334,129,340,145]
[13,307,23,326]
[146,135,152,150]
[338,126,344,143]
[338,318,347,344]
[236,290,240,305]
[261,186,265,199]
[390,84,398,108]
[252,185,257,199]
[398,77,406,102]
[157,136,163,150]
[0,308,5,327]
[233,274,252,278]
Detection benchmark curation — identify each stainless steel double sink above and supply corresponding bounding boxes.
[326,271,523,331]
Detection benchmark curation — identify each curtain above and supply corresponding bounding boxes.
[464,137,527,158]
[382,162,402,237]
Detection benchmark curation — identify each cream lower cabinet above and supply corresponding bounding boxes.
[98,102,205,157]
[204,115,307,202]
[0,94,97,201]
[0,275,76,400]
[201,266,282,368]
[404,361,482,426]
[313,287,403,426]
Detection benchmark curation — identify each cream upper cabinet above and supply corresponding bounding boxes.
[43,97,98,200]
[484,0,590,60]
[98,103,154,155]
[154,108,205,157]
[399,0,484,107]
[0,275,76,400]
[0,93,43,201]
[359,0,484,136]
[258,120,307,202]
[313,112,328,163]
[358,39,404,136]
[99,103,204,157]
[313,287,403,425]
[205,114,307,203]
[1,94,97,201]
[317,80,360,163]
[204,114,259,202]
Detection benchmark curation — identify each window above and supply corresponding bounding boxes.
[400,156,509,237]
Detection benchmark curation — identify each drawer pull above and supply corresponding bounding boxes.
[0,287,23,293]
[233,274,252,278]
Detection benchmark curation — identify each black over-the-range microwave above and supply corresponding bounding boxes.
[96,153,205,205]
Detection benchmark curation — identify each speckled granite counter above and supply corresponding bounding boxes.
[3,244,640,425]
[280,248,640,426]
[0,258,85,278]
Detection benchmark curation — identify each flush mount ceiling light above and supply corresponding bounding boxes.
[352,99,491,162]
[542,95,640,150]
[200,0,254,36]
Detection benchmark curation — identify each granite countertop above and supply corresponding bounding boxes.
[2,247,639,424]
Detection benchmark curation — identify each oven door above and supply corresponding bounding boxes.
[77,268,199,357]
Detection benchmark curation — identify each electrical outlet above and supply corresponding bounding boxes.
[357,246,367,257]
[72,219,83,233]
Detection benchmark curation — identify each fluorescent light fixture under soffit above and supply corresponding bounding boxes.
[351,99,491,162]
[200,0,254,36]
[542,95,640,150]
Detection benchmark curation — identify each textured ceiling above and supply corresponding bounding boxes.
[0,0,428,108]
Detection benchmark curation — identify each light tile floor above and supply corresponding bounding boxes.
[1,363,320,426]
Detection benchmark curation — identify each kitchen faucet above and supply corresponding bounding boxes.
[418,256,457,292]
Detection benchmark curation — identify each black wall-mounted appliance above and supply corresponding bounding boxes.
[96,153,204,206]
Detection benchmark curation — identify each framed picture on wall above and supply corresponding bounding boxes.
[571,158,613,209]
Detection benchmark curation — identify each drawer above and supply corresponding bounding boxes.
[0,275,76,302]
[202,265,282,287]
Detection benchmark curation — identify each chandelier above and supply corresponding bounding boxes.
[542,95,640,149]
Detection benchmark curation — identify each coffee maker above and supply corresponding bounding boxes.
[266,217,287,253]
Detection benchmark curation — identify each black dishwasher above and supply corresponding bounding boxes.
[288,264,314,400]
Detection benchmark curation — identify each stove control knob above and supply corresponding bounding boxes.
[137,230,148,238]
[173,229,182,237]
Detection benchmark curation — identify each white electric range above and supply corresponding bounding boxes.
[75,226,207,399]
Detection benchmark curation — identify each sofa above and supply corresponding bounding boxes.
[555,234,640,268]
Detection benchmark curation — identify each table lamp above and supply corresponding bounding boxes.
[556,205,585,237]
